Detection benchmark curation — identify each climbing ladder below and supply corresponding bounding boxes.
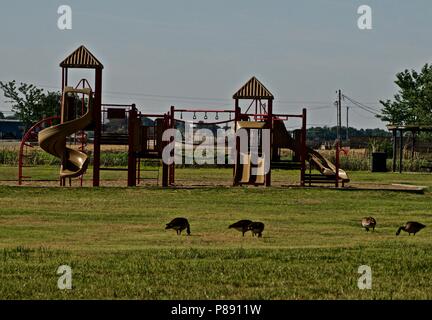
[137,158,161,186]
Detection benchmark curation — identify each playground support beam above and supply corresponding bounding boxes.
[169,106,175,185]
[162,114,169,187]
[300,108,307,187]
[265,99,273,187]
[233,99,240,185]
[93,68,102,186]
[337,90,342,141]
[61,68,67,93]
[127,104,137,187]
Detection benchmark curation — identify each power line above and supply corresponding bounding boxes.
[1,79,385,127]
[346,106,349,141]
[342,94,380,115]
[307,105,335,110]
[350,101,379,115]
[1,79,380,108]
[350,108,379,120]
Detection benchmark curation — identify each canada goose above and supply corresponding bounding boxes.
[396,221,426,236]
[229,220,253,236]
[165,217,191,235]
[361,217,377,232]
[248,222,265,238]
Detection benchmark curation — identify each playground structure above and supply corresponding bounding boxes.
[22,45,349,188]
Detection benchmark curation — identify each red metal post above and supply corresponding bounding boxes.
[265,99,273,187]
[169,106,175,185]
[233,99,240,185]
[61,68,65,92]
[61,70,65,187]
[93,68,102,186]
[300,108,307,187]
[162,114,169,187]
[63,68,68,89]
[128,104,137,187]
[80,81,86,187]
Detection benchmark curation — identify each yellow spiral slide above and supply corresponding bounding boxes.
[38,87,93,179]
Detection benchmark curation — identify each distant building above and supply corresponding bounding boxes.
[0,119,25,139]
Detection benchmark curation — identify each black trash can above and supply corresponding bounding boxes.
[371,152,387,172]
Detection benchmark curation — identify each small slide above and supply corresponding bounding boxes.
[273,120,350,182]
[38,87,93,179]
[307,148,350,182]
[234,121,267,185]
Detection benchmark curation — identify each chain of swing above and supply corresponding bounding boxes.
[179,111,227,121]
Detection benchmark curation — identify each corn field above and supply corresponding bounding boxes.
[1,146,431,172]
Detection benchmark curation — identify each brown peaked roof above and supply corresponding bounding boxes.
[233,76,274,99]
[60,45,104,69]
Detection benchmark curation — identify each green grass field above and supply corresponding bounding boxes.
[0,166,432,299]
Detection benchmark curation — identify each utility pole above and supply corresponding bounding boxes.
[346,106,349,141]
[336,90,342,140]
[338,90,342,141]
[334,100,339,139]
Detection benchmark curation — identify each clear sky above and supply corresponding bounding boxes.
[1,0,431,128]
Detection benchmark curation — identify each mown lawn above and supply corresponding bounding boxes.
[0,167,431,299]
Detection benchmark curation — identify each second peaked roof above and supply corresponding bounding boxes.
[233,76,274,100]
[60,45,104,69]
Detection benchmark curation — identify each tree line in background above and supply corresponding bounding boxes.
[1,62,432,131]
[306,126,389,141]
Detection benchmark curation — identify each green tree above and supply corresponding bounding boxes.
[0,111,4,119]
[42,91,62,119]
[379,64,432,125]
[0,80,61,129]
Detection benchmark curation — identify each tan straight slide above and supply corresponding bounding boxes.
[234,121,268,185]
[38,87,93,179]
[273,119,349,182]
[237,153,266,185]
[308,148,350,182]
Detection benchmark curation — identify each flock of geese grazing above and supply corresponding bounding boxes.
[165,218,265,237]
[165,217,427,238]
[362,217,426,236]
